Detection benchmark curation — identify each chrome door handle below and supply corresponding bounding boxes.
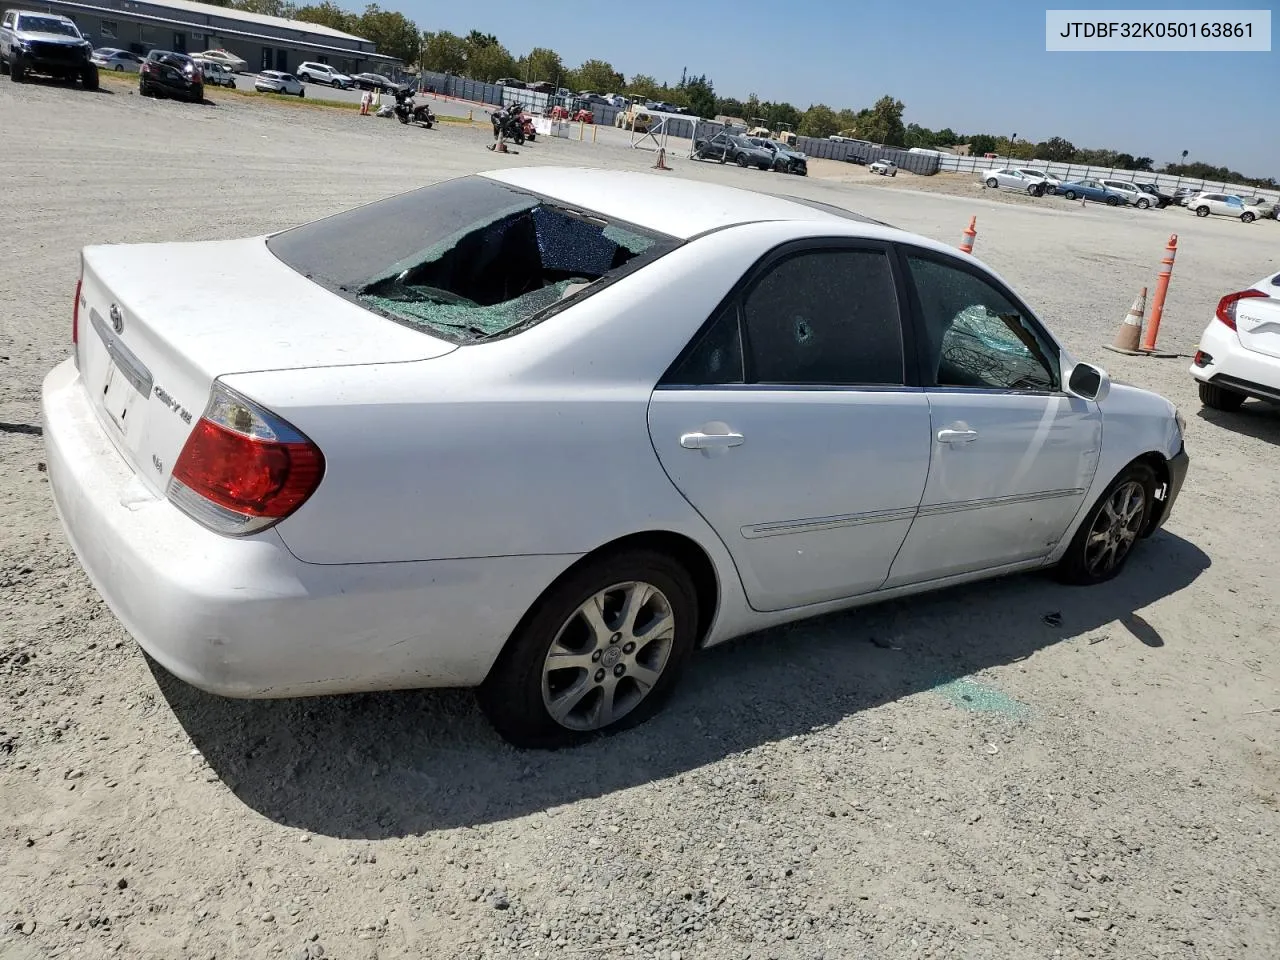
[937,428,979,443]
[680,431,745,450]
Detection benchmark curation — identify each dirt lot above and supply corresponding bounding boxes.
[2,81,1279,960]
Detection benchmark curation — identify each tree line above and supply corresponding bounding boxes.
[206,1,1276,188]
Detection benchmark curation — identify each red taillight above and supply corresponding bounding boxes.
[1215,289,1268,330]
[168,384,324,536]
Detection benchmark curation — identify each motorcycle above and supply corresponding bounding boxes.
[392,88,434,128]
[491,107,526,145]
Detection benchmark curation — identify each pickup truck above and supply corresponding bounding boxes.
[1,8,98,88]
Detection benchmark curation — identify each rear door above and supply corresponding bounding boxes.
[648,240,933,613]
[884,247,1102,586]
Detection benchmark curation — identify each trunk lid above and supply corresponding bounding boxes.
[75,237,455,496]
[1235,289,1280,360]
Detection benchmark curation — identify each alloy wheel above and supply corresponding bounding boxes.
[1083,480,1146,577]
[541,581,675,732]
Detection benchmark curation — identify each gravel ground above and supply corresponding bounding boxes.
[2,80,1279,960]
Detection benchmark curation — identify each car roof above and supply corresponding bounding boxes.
[12,9,75,19]
[479,168,894,240]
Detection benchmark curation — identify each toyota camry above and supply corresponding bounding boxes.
[42,168,1189,748]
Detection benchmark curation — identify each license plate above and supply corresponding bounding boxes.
[101,358,143,435]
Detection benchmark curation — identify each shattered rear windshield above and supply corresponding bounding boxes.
[266,176,680,343]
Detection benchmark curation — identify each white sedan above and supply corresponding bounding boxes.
[1017,168,1060,192]
[1097,179,1152,209]
[254,70,304,97]
[91,47,143,73]
[41,168,1189,748]
[1190,270,1280,411]
[1186,193,1267,223]
[981,167,1051,196]
[869,159,897,176]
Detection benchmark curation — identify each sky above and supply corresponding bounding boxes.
[409,0,1276,177]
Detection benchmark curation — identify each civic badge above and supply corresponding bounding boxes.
[110,303,124,334]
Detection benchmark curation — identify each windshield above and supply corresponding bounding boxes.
[267,176,680,343]
[17,15,80,36]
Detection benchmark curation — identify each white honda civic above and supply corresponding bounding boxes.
[42,168,1189,748]
[1190,270,1280,410]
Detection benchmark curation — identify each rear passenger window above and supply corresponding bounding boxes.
[742,248,904,385]
[666,304,744,385]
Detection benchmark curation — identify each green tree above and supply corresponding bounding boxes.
[292,0,355,31]
[1033,136,1076,162]
[835,108,858,135]
[357,4,420,64]
[798,103,839,138]
[466,42,517,82]
[625,73,662,100]
[466,29,497,48]
[420,29,467,73]
[714,96,745,118]
[569,59,624,93]
[762,101,801,131]
[934,128,958,147]
[519,47,564,84]
[680,73,716,118]
[232,0,296,16]
[856,95,906,146]
[966,133,998,155]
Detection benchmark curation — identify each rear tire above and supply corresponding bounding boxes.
[1198,380,1246,411]
[985,177,999,188]
[477,548,699,749]
[1056,462,1157,585]
[1196,206,1210,217]
[736,154,748,167]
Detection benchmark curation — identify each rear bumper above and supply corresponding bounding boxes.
[1189,319,1280,402]
[41,358,574,699]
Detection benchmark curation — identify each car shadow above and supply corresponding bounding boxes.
[1196,403,1280,445]
[154,529,1209,839]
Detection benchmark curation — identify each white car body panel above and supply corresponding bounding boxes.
[1098,180,1149,207]
[42,168,1188,700]
[1186,193,1265,220]
[1189,272,1280,400]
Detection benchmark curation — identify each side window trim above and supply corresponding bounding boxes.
[892,242,1063,394]
[658,236,920,390]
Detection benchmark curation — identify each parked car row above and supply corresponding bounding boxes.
[692,133,808,176]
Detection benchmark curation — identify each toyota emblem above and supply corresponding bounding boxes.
[109,303,124,334]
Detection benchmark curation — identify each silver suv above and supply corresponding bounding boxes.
[296,61,351,89]
[0,8,98,88]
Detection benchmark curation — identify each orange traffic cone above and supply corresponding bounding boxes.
[958,216,977,254]
[1103,287,1146,355]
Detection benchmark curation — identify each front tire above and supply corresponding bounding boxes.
[1064,189,1077,200]
[736,154,748,167]
[1056,463,1157,585]
[1242,212,1255,223]
[1106,196,1120,206]
[1137,198,1150,209]
[477,549,699,749]
[81,65,99,91]
[1198,380,1246,411]
[10,54,25,82]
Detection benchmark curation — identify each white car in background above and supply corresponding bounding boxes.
[41,168,1189,749]
[296,61,351,89]
[193,57,236,88]
[982,167,1051,196]
[1186,193,1266,222]
[91,47,143,72]
[195,48,246,72]
[1017,168,1060,192]
[255,70,304,97]
[1098,179,1151,209]
[1190,270,1280,411]
[869,158,897,176]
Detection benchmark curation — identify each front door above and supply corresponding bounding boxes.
[260,47,272,71]
[648,242,933,612]
[275,48,287,71]
[884,248,1102,587]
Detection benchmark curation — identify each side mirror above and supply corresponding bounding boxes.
[1066,362,1110,402]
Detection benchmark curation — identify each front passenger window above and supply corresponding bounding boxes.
[905,254,1058,392]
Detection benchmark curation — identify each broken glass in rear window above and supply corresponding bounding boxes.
[266,176,679,342]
